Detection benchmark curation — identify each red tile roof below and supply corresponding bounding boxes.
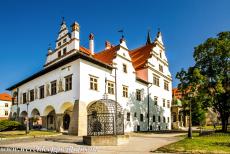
[93,45,120,65]
[79,46,91,55]
[129,43,155,70]
[0,93,12,101]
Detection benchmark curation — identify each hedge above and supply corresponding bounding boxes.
[0,120,24,131]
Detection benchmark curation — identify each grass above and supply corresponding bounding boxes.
[155,133,230,154]
[0,130,60,138]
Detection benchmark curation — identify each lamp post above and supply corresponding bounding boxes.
[188,93,193,138]
[26,102,29,134]
[114,66,118,135]
[147,83,152,131]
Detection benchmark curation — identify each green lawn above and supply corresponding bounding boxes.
[155,133,230,154]
[0,130,60,138]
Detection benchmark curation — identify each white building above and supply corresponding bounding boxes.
[7,19,172,136]
[0,93,12,120]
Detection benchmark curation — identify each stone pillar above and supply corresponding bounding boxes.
[55,113,64,132]
[41,116,47,129]
[68,100,87,136]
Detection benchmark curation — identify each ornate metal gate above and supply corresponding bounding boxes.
[87,99,124,136]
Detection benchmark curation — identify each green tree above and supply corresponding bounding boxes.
[193,32,230,132]
[177,32,230,132]
[176,67,207,127]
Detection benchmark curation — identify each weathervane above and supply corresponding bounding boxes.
[118,29,125,38]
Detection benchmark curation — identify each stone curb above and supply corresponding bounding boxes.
[0,133,62,141]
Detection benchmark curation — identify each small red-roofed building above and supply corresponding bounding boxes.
[0,93,12,120]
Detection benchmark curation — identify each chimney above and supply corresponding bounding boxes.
[89,33,94,55]
[70,21,80,51]
[105,41,112,50]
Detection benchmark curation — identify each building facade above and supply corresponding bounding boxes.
[8,19,172,135]
[0,93,12,120]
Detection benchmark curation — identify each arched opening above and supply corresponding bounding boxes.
[19,111,28,125]
[31,108,42,129]
[63,114,70,130]
[59,102,74,132]
[44,106,56,130]
[87,99,124,136]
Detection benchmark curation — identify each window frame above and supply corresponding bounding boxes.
[122,64,127,73]
[23,93,27,104]
[39,85,45,99]
[51,80,57,95]
[153,74,160,86]
[65,75,72,91]
[136,89,141,101]
[107,81,115,95]
[30,89,34,102]
[122,85,128,98]
[90,75,98,91]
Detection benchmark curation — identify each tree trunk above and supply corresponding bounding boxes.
[221,115,229,133]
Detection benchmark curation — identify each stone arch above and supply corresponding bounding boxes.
[43,105,55,116]
[59,102,74,132]
[43,105,56,130]
[19,111,28,124]
[59,102,74,113]
[31,108,42,129]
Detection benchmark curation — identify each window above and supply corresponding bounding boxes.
[58,42,61,46]
[167,100,170,108]
[164,81,169,91]
[123,64,127,73]
[163,117,166,123]
[63,48,67,54]
[127,112,130,121]
[5,103,8,107]
[90,76,98,91]
[168,117,170,123]
[39,85,44,99]
[136,89,141,101]
[153,75,160,86]
[163,99,166,107]
[154,96,158,105]
[51,80,57,95]
[63,38,67,43]
[153,115,156,122]
[159,64,163,72]
[140,114,144,122]
[58,51,61,57]
[134,112,137,117]
[23,93,27,104]
[122,86,128,98]
[65,75,72,91]
[30,89,34,102]
[5,110,8,116]
[158,116,161,122]
[159,51,162,58]
[150,125,152,130]
[107,81,114,94]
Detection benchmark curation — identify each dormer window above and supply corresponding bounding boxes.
[123,64,127,73]
[63,48,67,55]
[58,42,61,46]
[58,51,61,58]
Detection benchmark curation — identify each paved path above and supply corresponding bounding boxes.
[0,133,185,154]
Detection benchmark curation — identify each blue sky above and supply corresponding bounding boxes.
[0,0,229,93]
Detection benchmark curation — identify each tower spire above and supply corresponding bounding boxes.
[146,30,151,45]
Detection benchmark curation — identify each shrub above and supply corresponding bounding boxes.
[0,120,24,131]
